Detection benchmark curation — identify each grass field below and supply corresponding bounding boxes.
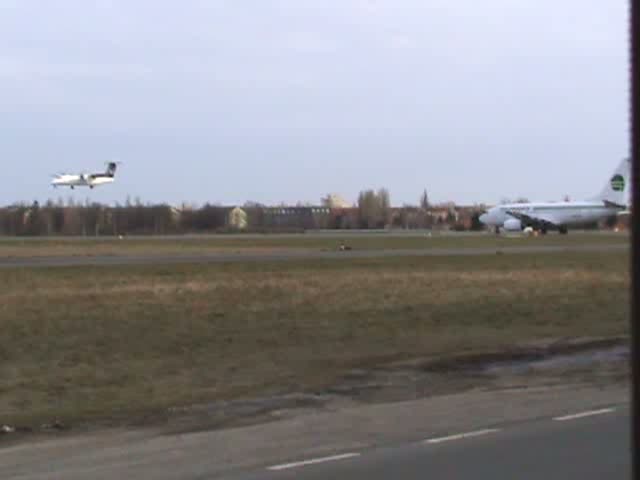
[0,231,629,257]
[0,249,629,428]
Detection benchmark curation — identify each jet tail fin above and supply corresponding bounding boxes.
[594,158,630,207]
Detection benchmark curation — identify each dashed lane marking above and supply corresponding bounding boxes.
[267,453,361,471]
[553,408,615,422]
[424,429,500,445]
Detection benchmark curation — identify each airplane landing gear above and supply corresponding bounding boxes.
[558,226,568,235]
[494,226,500,235]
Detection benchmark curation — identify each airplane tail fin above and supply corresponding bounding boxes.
[106,162,118,177]
[594,158,630,207]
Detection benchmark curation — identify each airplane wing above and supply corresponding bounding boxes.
[504,209,559,229]
[603,200,627,209]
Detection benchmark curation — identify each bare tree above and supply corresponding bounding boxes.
[378,188,390,227]
[420,189,429,210]
[357,190,376,228]
[358,188,392,229]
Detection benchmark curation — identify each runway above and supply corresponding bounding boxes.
[241,408,629,480]
[0,243,627,268]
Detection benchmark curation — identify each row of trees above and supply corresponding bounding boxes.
[357,188,391,229]
[0,200,181,237]
[0,189,479,236]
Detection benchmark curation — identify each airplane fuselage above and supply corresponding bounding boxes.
[51,174,114,189]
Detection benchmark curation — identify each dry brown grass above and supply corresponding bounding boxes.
[0,251,629,428]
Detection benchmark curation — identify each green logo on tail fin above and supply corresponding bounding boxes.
[610,174,625,192]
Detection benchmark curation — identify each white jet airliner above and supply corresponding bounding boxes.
[479,158,630,234]
[51,162,119,189]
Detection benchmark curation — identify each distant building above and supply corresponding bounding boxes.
[227,206,248,230]
[169,206,182,224]
[264,206,331,230]
[329,207,359,229]
[321,194,352,209]
[455,206,484,230]
[429,205,458,224]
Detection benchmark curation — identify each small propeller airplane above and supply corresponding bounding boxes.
[51,162,120,189]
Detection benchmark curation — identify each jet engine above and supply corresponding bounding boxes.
[503,218,522,231]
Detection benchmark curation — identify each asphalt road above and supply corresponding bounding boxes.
[0,243,628,268]
[242,408,630,480]
[0,385,628,480]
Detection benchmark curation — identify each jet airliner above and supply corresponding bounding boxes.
[479,158,630,234]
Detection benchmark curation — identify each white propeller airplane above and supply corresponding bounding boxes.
[51,162,119,189]
[479,158,630,234]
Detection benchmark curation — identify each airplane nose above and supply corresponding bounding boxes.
[479,213,488,224]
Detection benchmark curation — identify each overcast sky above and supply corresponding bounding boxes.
[0,0,629,206]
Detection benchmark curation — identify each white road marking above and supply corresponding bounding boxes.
[424,428,500,445]
[267,453,361,471]
[553,408,615,422]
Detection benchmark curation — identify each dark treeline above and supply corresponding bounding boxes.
[0,196,487,236]
[0,199,277,236]
[0,199,181,236]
